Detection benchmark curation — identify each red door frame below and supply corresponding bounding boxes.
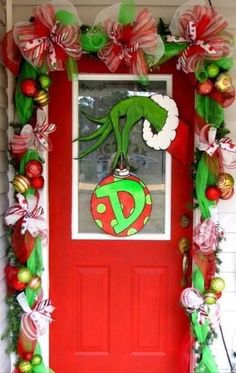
[49,56,195,372]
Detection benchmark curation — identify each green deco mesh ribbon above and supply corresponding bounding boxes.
[118,0,135,24]
[195,153,216,219]
[15,61,39,125]
[19,151,53,372]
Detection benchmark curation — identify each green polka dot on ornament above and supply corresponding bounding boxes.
[111,219,117,227]
[95,219,103,228]
[144,216,149,225]
[146,194,152,204]
[97,203,106,213]
[127,227,137,236]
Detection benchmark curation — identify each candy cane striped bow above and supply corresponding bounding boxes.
[17,292,54,340]
[22,109,56,152]
[14,3,81,71]
[197,125,236,157]
[98,8,162,77]
[11,110,56,153]
[5,193,47,238]
[168,5,233,73]
[181,288,208,325]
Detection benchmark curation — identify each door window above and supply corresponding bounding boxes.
[72,75,172,240]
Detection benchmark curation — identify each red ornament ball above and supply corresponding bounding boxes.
[205,185,221,201]
[91,172,152,236]
[25,160,43,178]
[24,352,33,361]
[31,175,44,189]
[21,79,38,97]
[12,277,27,291]
[216,291,222,299]
[197,79,214,95]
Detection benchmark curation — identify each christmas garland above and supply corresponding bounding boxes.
[1,0,236,372]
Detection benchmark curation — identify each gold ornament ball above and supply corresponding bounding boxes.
[34,89,50,106]
[31,354,42,366]
[216,173,234,189]
[215,73,232,93]
[203,291,217,305]
[210,277,225,293]
[220,186,234,200]
[12,174,31,193]
[18,360,32,373]
[27,275,42,290]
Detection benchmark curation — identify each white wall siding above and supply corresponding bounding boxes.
[8,1,236,372]
[0,0,11,372]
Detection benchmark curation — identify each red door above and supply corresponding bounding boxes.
[49,57,194,373]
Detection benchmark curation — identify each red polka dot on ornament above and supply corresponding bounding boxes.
[25,160,43,178]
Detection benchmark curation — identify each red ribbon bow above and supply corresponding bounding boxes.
[168,5,233,73]
[14,3,81,71]
[98,8,159,76]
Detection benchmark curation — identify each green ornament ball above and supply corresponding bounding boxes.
[206,63,220,78]
[38,74,52,90]
[211,277,225,293]
[17,268,32,283]
[18,360,32,372]
[31,354,42,366]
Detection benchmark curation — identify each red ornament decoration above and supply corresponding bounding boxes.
[197,80,213,95]
[91,171,152,236]
[25,160,43,178]
[12,278,27,291]
[30,176,44,189]
[205,185,221,201]
[24,352,33,361]
[21,79,38,97]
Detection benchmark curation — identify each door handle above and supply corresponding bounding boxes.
[178,237,190,287]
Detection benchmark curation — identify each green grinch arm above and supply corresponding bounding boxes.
[79,121,113,159]
[78,96,168,168]
[73,112,110,142]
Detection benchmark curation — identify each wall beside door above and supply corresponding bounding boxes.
[0,0,11,372]
[7,1,236,372]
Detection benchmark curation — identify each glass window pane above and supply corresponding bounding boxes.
[75,77,170,237]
